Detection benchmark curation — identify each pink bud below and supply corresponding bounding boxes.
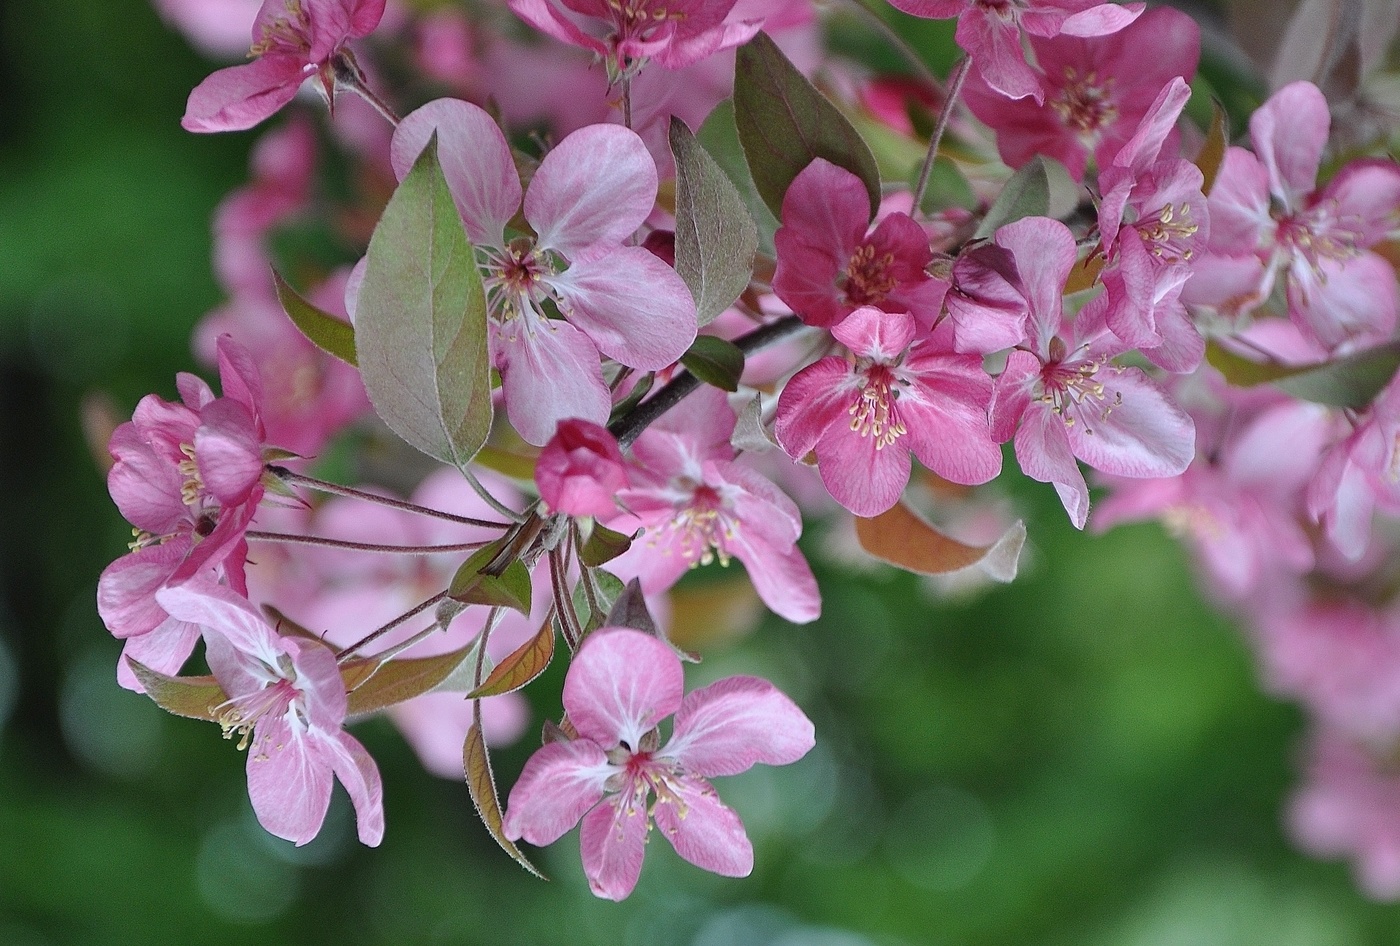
[536,420,630,518]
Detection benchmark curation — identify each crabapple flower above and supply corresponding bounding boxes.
[98,336,268,689]
[773,159,949,329]
[774,307,1001,517]
[182,0,388,133]
[1307,374,1400,559]
[502,628,814,900]
[1184,81,1400,349]
[156,581,384,846]
[605,386,820,624]
[986,218,1194,528]
[886,0,1144,102]
[960,6,1199,181]
[536,420,630,518]
[389,98,697,445]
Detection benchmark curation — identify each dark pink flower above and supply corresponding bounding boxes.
[961,6,1199,181]
[774,307,1001,517]
[182,0,388,132]
[536,420,631,518]
[502,628,813,900]
[773,159,948,330]
[887,0,1145,102]
[157,581,384,847]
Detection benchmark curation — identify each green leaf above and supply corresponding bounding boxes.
[473,445,538,481]
[126,660,226,722]
[573,569,626,634]
[855,502,1026,582]
[342,641,481,716]
[354,134,493,470]
[463,720,547,878]
[1195,99,1229,196]
[448,538,533,614]
[272,270,358,366]
[578,522,633,567]
[1208,339,1400,408]
[973,156,1077,240]
[697,100,779,254]
[670,117,759,327]
[734,31,882,220]
[681,335,746,392]
[466,618,555,698]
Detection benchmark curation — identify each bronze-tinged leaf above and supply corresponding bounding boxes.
[273,270,358,366]
[463,721,547,878]
[344,641,481,716]
[467,618,555,698]
[1063,254,1105,295]
[126,660,226,722]
[1195,99,1229,196]
[855,502,1026,582]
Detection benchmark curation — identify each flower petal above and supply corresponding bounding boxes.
[503,739,615,846]
[563,628,684,750]
[666,675,814,777]
[528,125,658,259]
[246,722,334,847]
[580,787,651,901]
[182,55,307,133]
[652,775,753,878]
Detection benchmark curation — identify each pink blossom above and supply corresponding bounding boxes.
[502,628,813,900]
[1184,81,1400,350]
[155,0,262,57]
[388,99,697,445]
[886,0,1145,102]
[536,420,631,518]
[773,159,949,330]
[986,218,1195,528]
[605,386,820,624]
[182,0,388,132]
[1307,374,1400,558]
[961,7,1199,181]
[98,336,268,689]
[774,307,1001,517]
[156,581,385,847]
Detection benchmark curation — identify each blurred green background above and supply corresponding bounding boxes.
[3,1,1399,944]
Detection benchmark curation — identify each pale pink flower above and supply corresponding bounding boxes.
[98,336,268,688]
[155,0,262,57]
[502,628,813,900]
[773,159,949,330]
[1184,81,1400,350]
[182,0,388,132]
[986,218,1195,528]
[536,420,631,519]
[605,386,821,624]
[1307,375,1400,559]
[156,581,385,847]
[774,307,1001,517]
[388,99,697,445]
[961,7,1199,181]
[886,0,1144,102]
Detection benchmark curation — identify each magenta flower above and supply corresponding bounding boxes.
[156,581,385,847]
[502,628,813,900]
[961,6,1199,181]
[389,99,697,445]
[986,218,1195,528]
[1184,81,1400,349]
[98,336,269,689]
[536,420,631,518]
[182,0,388,133]
[773,159,948,330]
[774,307,1001,517]
[604,386,820,624]
[886,0,1144,102]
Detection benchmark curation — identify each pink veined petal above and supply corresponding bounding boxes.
[899,369,1003,486]
[958,12,1043,102]
[195,400,264,505]
[322,728,386,846]
[778,158,870,262]
[493,311,613,447]
[1113,76,1192,173]
[1180,253,1270,312]
[1315,160,1400,248]
[344,0,388,37]
[391,98,521,249]
[654,16,760,69]
[1015,405,1090,528]
[1067,367,1196,478]
[1287,251,1399,350]
[156,580,278,660]
[1057,2,1144,36]
[773,358,853,460]
[116,618,202,692]
[990,349,1043,443]
[831,306,916,359]
[502,739,615,846]
[283,636,349,732]
[666,675,815,777]
[545,247,697,370]
[182,54,308,133]
[1203,147,1273,253]
[215,334,265,424]
[563,629,685,750]
[630,384,737,473]
[1251,81,1330,211]
[994,217,1077,351]
[652,775,754,878]
[527,125,659,258]
[580,786,651,901]
[772,227,854,327]
[947,242,1031,354]
[247,720,335,846]
[507,0,610,59]
[814,421,914,517]
[98,542,189,639]
[885,0,966,18]
[722,483,821,624]
[107,443,188,536]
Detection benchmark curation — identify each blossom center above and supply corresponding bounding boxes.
[1276,206,1364,270]
[1039,352,1122,434]
[657,481,737,568]
[842,243,899,306]
[250,0,311,57]
[1138,203,1199,262]
[609,0,687,39]
[1051,69,1117,136]
[215,677,301,755]
[849,365,907,449]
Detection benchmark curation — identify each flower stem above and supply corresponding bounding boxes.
[911,55,971,218]
[245,531,492,555]
[268,467,511,529]
[335,591,449,660]
[462,467,526,523]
